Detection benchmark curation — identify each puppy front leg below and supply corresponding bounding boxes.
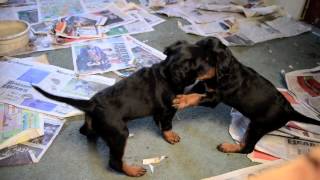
[154,110,180,144]
[102,125,146,177]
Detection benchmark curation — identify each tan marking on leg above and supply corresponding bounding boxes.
[217,143,245,153]
[163,130,180,144]
[122,163,146,177]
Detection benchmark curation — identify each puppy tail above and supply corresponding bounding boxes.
[290,110,320,126]
[32,85,95,112]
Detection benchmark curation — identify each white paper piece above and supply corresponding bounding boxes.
[0,59,115,117]
[148,164,154,173]
[202,159,285,180]
[142,155,167,165]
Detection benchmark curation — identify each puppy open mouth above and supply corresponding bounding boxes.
[197,68,216,81]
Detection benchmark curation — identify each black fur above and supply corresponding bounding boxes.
[183,37,320,154]
[33,40,215,176]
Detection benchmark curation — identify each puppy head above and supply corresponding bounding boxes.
[162,40,216,87]
[196,37,233,78]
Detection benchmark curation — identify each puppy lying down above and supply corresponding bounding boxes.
[173,37,320,154]
[33,39,216,177]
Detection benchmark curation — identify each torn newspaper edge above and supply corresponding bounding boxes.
[0,116,64,166]
[0,58,115,117]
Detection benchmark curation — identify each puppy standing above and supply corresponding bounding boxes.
[173,37,320,154]
[33,40,216,177]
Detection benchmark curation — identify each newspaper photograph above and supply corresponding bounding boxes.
[285,66,320,115]
[0,103,44,150]
[72,36,134,75]
[31,20,57,34]
[0,59,115,117]
[15,5,39,24]
[54,14,107,39]
[0,5,38,24]
[124,35,166,68]
[91,3,135,29]
[0,116,64,166]
[202,160,285,180]
[37,0,85,21]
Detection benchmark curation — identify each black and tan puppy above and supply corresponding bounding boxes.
[173,37,320,154]
[33,40,216,177]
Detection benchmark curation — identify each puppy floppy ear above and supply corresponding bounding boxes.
[164,40,188,55]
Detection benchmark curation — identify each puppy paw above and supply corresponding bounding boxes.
[172,94,205,109]
[217,143,242,153]
[163,130,181,144]
[122,164,146,177]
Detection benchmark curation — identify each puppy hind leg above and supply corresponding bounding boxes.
[102,125,146,177]
[79,114,97,139]
[217,122,272,154]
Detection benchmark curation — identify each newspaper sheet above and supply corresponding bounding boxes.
[0,116,64,166]
[113,35,166,77]
[155,0,310,46]
[202,159,285,180]
[72,36,135,75]
[0,59,115,117]
[37,0,85,21]
[0,103,44,150]
[0,5,39,24]
[198,3,280,18]
[103,12,154,37]
[83,0,129,12]
[285,66,320,116]
[229,109,320,160]
[122,3,165,27]
[90,3,135,29]
[54,14,107,39]
[0,0,36,7]
[124,35,166,67]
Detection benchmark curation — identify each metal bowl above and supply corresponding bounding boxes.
[0,20,30,55]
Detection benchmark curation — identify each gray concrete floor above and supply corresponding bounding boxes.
[1,15,320,180]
